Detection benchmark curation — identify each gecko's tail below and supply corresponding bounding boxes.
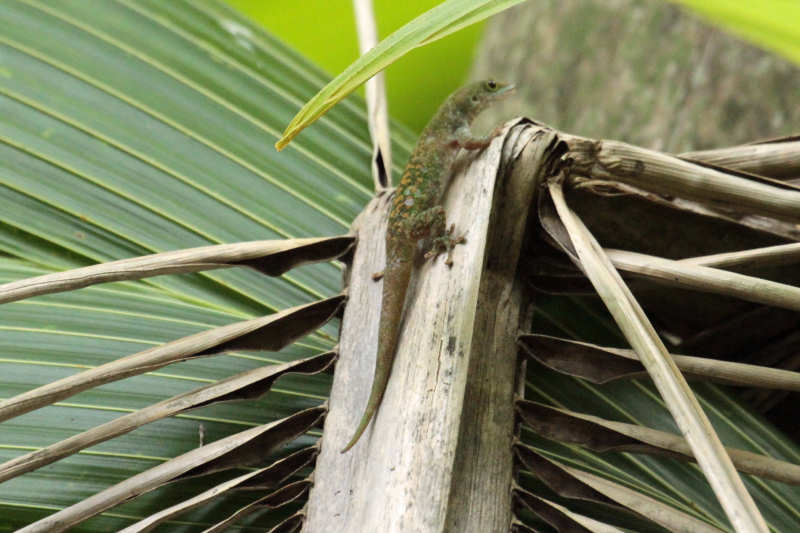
[340,332,396,453]
[340,323,399,452]
[340,246,411,453]
[340,355,393,453]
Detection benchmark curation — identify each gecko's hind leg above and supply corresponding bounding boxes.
[408,206,464,267]
[424,224,466,267]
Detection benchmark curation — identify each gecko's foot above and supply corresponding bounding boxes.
[424,224,466,267]
[372,270,384,281]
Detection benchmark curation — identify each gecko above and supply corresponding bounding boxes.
[341,80,515,453]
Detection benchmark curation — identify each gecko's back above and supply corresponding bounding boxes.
[341,80,515,454]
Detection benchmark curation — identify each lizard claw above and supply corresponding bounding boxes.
[426,224,466,266]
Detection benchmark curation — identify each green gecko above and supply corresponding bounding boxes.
[341,80,515,453]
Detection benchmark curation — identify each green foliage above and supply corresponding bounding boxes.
[1,0,799,530]
[674,0,800,64]
[0,0,413,529]
[229,0,487,133]
[275,0,526,149]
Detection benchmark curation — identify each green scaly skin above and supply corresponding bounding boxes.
[341,80,515,453]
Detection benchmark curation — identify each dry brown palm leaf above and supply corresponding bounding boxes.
[564,135,800,222]
[0,296,343,422]
[117,446,317,533]
[0,352,334,482]
[514,486,627,533]
[517,400,800,484]
[201,479,311,533]
[606,248,800,311]
[519,334,800,390]
[682,136,800,179]
[514,445,726,533]
[353,0,392,191]
[0,237,353,305]
[267,512,305,533]
[17,407,325,533]
[547,179,767,531]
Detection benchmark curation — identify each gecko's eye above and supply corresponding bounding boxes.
[487,80,497,91]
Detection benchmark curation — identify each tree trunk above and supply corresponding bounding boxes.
[305,3,800,531]
[473,0,800,340]
[303,123,557,532]
[472,0,800,455]
[472,0,800,153]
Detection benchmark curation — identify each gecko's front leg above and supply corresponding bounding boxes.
[453,124,505,151]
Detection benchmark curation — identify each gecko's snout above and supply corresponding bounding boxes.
[494,83,516,99]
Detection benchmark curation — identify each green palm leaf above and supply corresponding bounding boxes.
[674,0,800,64]
[0,0,414,529]
[275,0,527,149]
[1,0,799,531]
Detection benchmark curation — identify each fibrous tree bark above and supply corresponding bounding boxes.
[472,0,800,153]
[304,123,558,533]
[304,3,800,532]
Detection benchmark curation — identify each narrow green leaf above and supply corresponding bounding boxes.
[275,0,526,150]
[673,1,800,65]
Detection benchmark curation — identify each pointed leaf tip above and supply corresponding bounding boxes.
[273,0,526,152]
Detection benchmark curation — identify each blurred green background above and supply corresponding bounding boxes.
[227,0,485,133]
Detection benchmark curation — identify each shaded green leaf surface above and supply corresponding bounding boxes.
[0,0,416,529]
[1,0,798,531]
[525,297,800,532]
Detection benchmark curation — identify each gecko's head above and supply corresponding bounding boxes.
[451,79,515,122]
